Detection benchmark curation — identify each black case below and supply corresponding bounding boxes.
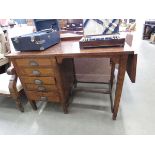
[11,29,60,51]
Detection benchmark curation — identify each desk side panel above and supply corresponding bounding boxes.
[126,54,137,83]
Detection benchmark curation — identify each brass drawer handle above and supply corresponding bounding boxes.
[40,96,47,101]
[34,79,43,85]
[29,61,39,66]
[32,70,40,76]
[38,86,46,92]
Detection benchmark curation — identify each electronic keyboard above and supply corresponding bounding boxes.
[79,34,125,49]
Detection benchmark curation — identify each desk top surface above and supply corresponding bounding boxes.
[7,39,134,59]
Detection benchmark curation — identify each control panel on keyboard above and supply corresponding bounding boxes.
[81,35,120,42]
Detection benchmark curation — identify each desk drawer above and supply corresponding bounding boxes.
[26,91,60,102]
[25,84,57,91]
[21,77,56,85]
[20,68,55,76]
[15,58,56,67]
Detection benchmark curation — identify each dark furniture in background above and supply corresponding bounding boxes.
[65,19,83,31]
[143,20,155,40]
[61,19,83,34]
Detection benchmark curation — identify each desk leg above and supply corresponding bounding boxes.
[62,101,68,114]
[110,61,115,89]
[15,98,24,112]
[72,58,77,88]
[29,100,37,110]
[112,55,128,120]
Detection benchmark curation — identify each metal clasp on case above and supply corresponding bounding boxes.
[29,61,38,66]
[14,37,19,43]
[34,79,43,85]
[32,70,40,76]
[40,47,44,50]
[35,40,45,44]
[31,36,35,42]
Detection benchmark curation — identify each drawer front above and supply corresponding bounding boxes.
[25,84,57,91]
[15,58,56,67]
[26,91,60,102]
[21,77,55,85]
[19,68,55,76]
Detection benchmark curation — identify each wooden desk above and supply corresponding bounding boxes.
[7,39,137,120]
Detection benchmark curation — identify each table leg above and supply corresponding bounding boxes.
[110,61,115,89]
[62,101,68,114]
[15,98,24,112]
[29,100,37,110]
[72,58,77,88]
[112,55,128,120]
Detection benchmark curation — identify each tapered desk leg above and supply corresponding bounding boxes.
[29,100,37,110]
[16,98,24,112]
[72,58,77,88]
[62,101,68,114]
[112,55,128,120]
[110,61,115,89]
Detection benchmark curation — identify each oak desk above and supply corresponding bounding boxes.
[7,39,137,120]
